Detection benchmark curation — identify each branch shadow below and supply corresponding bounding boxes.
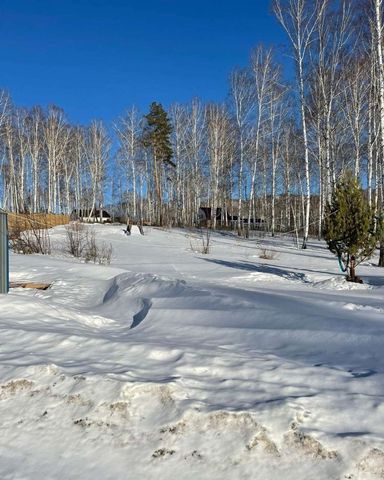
[361,275,384,287]
[201,258,312,283]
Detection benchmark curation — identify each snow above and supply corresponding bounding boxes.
[1,224,384,479]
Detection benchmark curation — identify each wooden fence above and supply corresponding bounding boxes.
[7,213,70,233]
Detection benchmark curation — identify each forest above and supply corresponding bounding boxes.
[1,0,383,249]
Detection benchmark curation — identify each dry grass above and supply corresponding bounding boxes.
[189,227,211,254]
[258,247,279,260]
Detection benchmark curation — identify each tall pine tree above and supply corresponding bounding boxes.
[142,102,174,226]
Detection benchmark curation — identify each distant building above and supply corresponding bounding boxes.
[198,207,223,223]
[198,207,265,228]
[70,208,111,223]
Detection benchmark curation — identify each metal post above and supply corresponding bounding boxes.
[0,210,9,294]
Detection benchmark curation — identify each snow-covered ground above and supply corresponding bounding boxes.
[1,224,384,479]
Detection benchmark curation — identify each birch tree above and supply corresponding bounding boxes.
[185,99,206,225]
[115,107,141,220]
[44,106,69,213]
[247,46,277,235]
[84,121,110,219]
[274,0,324,247]
[229,69,254,234]
[206,104,233,229]
[372,0,384,266]
[25,107,44,212]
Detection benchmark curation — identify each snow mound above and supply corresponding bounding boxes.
[2,226,384,479]
[1,368,381,480]
[129,225,143,236]
[232,272,289,283]
[231,270,308,284]
[311,276,371,290]
[343,303,383,313]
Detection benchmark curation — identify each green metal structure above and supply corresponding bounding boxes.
[0,210,9,294]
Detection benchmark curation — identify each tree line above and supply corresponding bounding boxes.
[1,0,384,248]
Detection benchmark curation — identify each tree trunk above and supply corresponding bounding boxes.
[374,0,384,266]
[379,245,384,267]
[348,256,356,282]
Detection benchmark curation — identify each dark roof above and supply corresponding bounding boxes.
[72,209,111,218]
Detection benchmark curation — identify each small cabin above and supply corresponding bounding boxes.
[198,207,223,223]
[71,208,111,224]
[198,207,265,229]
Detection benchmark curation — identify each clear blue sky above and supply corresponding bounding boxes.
[0,0,286,124]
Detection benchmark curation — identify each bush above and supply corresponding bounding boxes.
[65,223,88,257]
[85,240,113,265]
[10,217,51,255]
[258,247,278,260]
[65,223,113,265]
[189,227,211,254]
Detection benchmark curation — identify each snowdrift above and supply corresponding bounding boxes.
[1,225,384,479]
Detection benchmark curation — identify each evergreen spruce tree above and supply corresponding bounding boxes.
[323,172,377,283]
[142,102,174,226]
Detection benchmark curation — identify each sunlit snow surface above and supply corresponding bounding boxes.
[1,225,384,479]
